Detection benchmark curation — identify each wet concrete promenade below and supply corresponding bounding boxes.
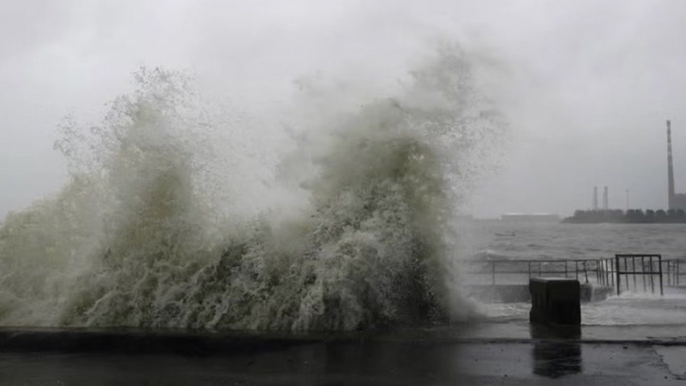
[0,322,684,385]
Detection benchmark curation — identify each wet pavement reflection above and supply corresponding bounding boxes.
[530,324,582,378]
[0,325,683,385]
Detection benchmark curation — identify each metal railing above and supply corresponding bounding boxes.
[468,256,685,296]
[467,259,602,286]
[610,254,665,296]
[666,259,681,287]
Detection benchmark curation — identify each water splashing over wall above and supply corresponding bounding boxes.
[0,44,506,330]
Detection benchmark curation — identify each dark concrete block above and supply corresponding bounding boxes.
[529,278,581,326]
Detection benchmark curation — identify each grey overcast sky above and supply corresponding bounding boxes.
[1,1,686,219]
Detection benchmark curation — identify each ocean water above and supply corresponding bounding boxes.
[460,221,686,262]
[463,221,686,326]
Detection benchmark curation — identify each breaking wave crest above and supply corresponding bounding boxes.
[0,45,506,330]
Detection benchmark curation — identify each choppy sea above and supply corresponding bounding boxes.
[459,221,686,262]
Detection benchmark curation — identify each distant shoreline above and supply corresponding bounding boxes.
[563,209,686,224]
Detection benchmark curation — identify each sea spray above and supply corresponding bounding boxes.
[0,45,506,330]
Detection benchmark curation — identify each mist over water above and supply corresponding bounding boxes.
[0,45,506,330]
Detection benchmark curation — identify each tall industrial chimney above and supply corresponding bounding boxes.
[668,120,675,210]
[593,186,598,210]
[603,186,608,211]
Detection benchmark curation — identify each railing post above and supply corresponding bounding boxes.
[659,255,664,296]
[575,261,579,280]
[623,257,628,292]
[583,261,589,283]
[615,255,621,296]
[650,257,655,294]
[610,258,615,287]
[611,258,615,287]
[632,257,637,290]
[564,261,568,278]
[642,256,647,292]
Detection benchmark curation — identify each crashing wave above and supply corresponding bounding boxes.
[0,45,506,330]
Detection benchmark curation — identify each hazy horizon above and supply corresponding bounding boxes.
[2,1,686,219]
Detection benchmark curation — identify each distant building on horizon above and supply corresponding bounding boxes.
[667,120,686,210]
[592,186,598,210]
[500,213,560,222]
[603,186,609,211]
